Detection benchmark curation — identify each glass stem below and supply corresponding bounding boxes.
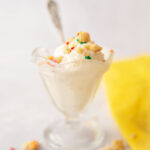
[65,115,81,128]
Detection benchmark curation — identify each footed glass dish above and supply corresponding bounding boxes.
[32,47,113,150]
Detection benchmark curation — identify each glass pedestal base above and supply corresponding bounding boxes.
[44,120,105,150]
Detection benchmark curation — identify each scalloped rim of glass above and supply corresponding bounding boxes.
[32,47,114,68]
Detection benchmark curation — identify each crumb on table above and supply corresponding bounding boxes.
[105,146,112,150]
[23,140,39,150]
[104,139,125,150]
[112,139,125,150]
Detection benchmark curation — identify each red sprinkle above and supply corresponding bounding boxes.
[77,32,80,36]
[71,47,75,50]
[66,41,69,45]
[10,147,15,150]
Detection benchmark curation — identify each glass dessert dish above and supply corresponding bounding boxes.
[32,32,114,150]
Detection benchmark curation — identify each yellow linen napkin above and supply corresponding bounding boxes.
[104,55,150,150]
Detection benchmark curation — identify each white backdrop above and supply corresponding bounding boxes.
[0,0,150,149]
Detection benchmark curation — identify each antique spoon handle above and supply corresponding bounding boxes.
[47,0,65,42]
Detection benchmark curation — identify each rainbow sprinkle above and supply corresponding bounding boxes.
[71,47,75,50]
[66,41,69,45]
[47,56,54,60]
[52,59,57,63]
[80,42,86,44]
[85,56,92,59]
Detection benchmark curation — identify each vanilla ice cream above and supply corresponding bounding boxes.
[37,32,113,116]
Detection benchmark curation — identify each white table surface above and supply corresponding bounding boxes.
[0,0,150,149]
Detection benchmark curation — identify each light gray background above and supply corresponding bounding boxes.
[0,0,150,149]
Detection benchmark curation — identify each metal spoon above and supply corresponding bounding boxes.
[47,0,65,42]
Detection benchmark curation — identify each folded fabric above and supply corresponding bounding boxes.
[104,55,150,150]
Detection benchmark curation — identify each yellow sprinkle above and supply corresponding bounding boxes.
[72,44,77,47]
[47,56,54,60]
[77,31,82,35]
[55,56,63,63]
[77,47,83,54]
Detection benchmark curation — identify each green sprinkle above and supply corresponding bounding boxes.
[80,42,86,44]
[76,39,79,42]
[85,56,92,59]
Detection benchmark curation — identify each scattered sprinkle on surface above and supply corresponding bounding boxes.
[110,49,114,53]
